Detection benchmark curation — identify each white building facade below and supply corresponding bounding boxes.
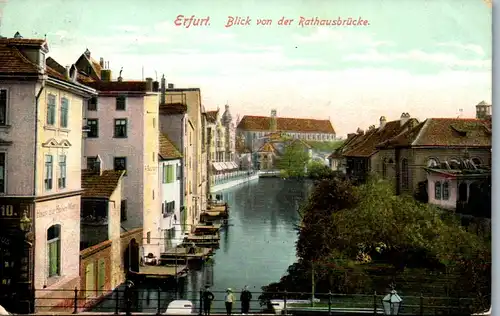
[0,36,96,313]
[157,137,183,252]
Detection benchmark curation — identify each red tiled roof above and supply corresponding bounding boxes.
[46,57,66,74]
[344,119,419,157]
[328,134,360,159]
[381,118,491,148]
[237,115,336,134]
[82,170,124,198]
[0,38,46,47]
[205,110,218,123]
[84,80,148,92]
[0,44,39,74]
[159,134,182,160]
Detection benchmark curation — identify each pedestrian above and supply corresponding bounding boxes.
[240,285,252,314]
[224,288,235,315]
[202,285,215,316]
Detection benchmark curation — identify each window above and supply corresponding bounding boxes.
[176,164,181,180]
[44,155,53,191]
[0,153,5,193]
[472,158,482,168]
[152,189,155,200]
[114,157,127,175]
[87,156,100,172]
[427,158,439,168]
[152,152,155,162]
[401,158,409,190]
[58,155,66,189]
[0,89,7,125]
[152,118,156,128]
[163,165,174,183]
[163,201,175,218]
[120,200,127,222]
[146,232,151,244]
[47,224,61,277]
[434,181,442,200]
[47,94,56,125]
[116,96,126,111]
[87,97,97,111]
[85,262,95,299]
[442,182,449,200]
[114,119,127,138]
[60,97,69,128]
[87,119,99,138]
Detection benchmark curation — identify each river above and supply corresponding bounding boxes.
[92,178,312,314]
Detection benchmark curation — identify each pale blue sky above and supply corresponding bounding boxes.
[0,0,492,136]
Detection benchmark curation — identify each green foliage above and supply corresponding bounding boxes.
[306,140,344,152]
[277,141,310,178]
[306,161,335,180]
[262,176,491,312]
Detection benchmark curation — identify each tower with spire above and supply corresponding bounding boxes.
[221,104,235,161]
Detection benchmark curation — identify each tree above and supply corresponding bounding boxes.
[262,176,491,312]
[276,141,310,178]
[307,161,335,180]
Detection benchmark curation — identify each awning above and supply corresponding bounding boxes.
[221,162,231,170]
[231,161,239,169]
[212,162,222,171]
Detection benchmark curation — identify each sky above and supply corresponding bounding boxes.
[0,0,492,137]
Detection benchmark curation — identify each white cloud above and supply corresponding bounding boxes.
[344,48,491,68]
[84,34,170,45]
[436,42,486,56]
[293,28,395,48]
[110,25,142,33]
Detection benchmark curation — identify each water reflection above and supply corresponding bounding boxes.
[91,178,311,313]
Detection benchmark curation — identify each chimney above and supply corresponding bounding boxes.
[145,77,153,92]
[270,109,277,132]
[368,125,376,131]
[400,112,410,126]
[379,116,387,128]
[160,75,166,104]
[153,81,159,92]
[65,65,71,80]
[100,69,112,81]
[356,127,364,135]
[70,65,77,82]
[168,83,174,89]
[99,57,104,68]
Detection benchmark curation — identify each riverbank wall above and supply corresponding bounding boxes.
[210,173,259,193]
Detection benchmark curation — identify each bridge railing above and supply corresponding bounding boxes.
[6,288,481,315]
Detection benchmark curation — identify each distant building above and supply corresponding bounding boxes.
[236,109,336,154]
[475,100,492,121]
[377,116,492,196]
[158,83,207,232]
[424,158,490,218]
[0,35,97,313]
[205,105,238,186]
[342,113,419,183]
[157,134,183,253]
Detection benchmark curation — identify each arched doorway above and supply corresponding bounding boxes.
[124,239,140,273]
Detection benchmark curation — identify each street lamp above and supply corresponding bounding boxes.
[381,289,403,315]
[19,210,32,233]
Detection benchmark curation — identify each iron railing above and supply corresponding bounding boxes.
[25,288,482,315]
